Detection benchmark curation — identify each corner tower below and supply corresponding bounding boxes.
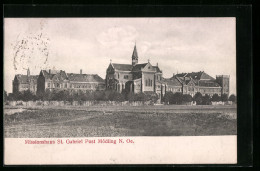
[132,44,138,66]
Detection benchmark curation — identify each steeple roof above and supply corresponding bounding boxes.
[132,44,138,59]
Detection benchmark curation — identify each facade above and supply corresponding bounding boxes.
[37,69,105,95]
[106,45,230,101]
[12,68,38,94]
[106,45,184,100]
[174,72,229,97]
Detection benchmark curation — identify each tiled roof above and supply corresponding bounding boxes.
[162,77,182,86]
[29,75,38,83]
[175,71,214,80]
[15,75,38,84]
[15,75,28,84]
[67,73,104,83]
[42,70,56,80]
[112,63,133,71]
[198,80,221,87]
[153,66,162,73]
[132,63,147,71]
[52,70,68,81]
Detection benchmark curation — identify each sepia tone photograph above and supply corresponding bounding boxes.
[4,18,237,138]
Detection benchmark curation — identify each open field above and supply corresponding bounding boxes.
[4,105,237,137]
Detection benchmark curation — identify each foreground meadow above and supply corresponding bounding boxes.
[4,105,237,137]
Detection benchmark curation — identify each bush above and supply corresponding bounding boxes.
[162,91,174,104]
[4,90,7,102]
[182,94,193,103]
[211,94,221,102]
[221,93,228,102]
[202,94,211,105]
[229,94,237,103]
[171,92,183,104]
[193,92,203,105]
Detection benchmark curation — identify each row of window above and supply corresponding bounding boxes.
[145,79,153,87]
[199,88,221,93]
[168,88,182,92]
[47,83,101,89]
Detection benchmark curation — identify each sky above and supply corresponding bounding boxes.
[4,18,236,95]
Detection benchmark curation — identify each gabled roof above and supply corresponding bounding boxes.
[52,70,68,81]
[153,66,162,73]
[111,63,133,71]
[67,73,104,83]
[41,70,67,80]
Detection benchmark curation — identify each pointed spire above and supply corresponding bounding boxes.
[27,67,30,77]
[132,43,138,66]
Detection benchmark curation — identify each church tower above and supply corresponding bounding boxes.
[27,68,30,77]
[132,44,138,66]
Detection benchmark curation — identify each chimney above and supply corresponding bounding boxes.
[157,63,158,67]
[49,69,51,74]
[172,73,175,77]
[80,69,82,74]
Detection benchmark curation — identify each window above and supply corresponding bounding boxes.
[48,83,50,88]
[150,80,153,86]
[56,83,59,88]
[146,80,148,86]
[124,75,129,79]
[65,83,67,88]
[118,73,119,79]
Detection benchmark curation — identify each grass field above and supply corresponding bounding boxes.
[4,105,237,137]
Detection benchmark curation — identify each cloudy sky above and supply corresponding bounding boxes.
[4,18,236,94]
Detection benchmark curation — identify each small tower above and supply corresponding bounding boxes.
[27,68,30,77]
[216,75,230,96]
[132,43,138,66]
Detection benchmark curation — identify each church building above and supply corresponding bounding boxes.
[105,44,179,100]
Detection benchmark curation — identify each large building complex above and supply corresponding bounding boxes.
[12,44,230,101]
[36,69,105,95]
[105,45,229,100]
[12,69,105,95]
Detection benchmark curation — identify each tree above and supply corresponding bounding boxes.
[162,91,174,104]
[182,94,193,103]
[172,92,183,104]
[221,93,228,102]
[93,90,106,101]
[42,89,52,101]
[211,94,221,102]
[22,90,36,101]
[229,94,237,103]
[4,90,8,102]
[202,94,211,105]
[193,92,203,105]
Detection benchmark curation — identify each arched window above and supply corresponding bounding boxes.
[118,84,120,92]
[151,80,153,86]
